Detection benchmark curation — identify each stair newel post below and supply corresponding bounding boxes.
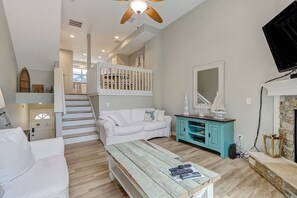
[55,112,63,138]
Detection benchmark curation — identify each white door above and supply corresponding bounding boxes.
[30,109,54,141]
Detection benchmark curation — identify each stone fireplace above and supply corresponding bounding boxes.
[264,78,297,162]
[279,96,296,161]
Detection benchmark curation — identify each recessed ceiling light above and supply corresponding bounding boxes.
[70,35,75,38]
[80,59,83,61]
[102,50,105,53]
[115,36,119,39]
[38,102,42,105]
[83,53,87,56]
[98,56,101,59]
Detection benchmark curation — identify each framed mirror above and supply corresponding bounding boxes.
[193,61,224,109]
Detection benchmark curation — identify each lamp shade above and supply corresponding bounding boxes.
[0,88,6,109]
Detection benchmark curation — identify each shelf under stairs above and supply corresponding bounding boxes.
[62,94,99,145]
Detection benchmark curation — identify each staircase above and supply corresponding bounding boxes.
[62,94,99,145]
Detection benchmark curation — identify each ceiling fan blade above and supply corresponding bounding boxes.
[148,0,164,2]
[145,6,163,23]
[121,8,134,24]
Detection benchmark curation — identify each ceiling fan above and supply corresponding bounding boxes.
[115,0,164,24]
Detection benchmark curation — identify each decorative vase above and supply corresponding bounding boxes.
[183,94,189,116]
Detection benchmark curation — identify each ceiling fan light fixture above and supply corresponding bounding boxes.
[130,0,148,14]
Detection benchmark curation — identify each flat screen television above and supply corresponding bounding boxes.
[263,1,297,73]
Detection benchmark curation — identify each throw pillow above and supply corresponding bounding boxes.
[144,110,159,121]
[99,115,116,127]
[0,127,35,186]
[108,112,127,127]
[157,110,165,121]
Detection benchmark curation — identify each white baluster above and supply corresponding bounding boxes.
[115,69,117,90]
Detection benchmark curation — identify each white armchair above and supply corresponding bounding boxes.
[0,127,69,198]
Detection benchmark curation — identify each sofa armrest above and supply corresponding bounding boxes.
[164,115,172,125]
[30,137,64,160]
[98,119,114,137]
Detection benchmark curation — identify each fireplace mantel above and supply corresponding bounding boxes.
[263,78,297,134]
[264,78,297,96]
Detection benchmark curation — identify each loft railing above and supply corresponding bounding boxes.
[54,64,66,137]
[87,63,153,96]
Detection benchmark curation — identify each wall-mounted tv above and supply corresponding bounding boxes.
[263,1,297,73]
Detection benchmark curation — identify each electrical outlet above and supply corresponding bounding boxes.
[238,134,243,141]
[106,102,110,107]
[246,98,252,105]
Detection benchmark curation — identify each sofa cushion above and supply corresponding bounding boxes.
[114,122,143,136]
[156,110,165,121]
[143,121,167,131]
[3,155,69,198]
[0,127,35,186]
[117,109,133,123]
[99,115,116,127]
[144,110,159,121]
[108,112,127,127]
[131,108,145,122]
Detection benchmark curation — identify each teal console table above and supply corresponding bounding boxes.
[175,114,235,158]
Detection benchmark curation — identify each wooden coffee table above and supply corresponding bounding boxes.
[105,140,221,198]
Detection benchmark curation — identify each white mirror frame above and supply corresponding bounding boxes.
[193,61,225,109]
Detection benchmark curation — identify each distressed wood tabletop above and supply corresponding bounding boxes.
[105,140,221,198]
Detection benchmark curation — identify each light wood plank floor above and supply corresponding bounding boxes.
[65,137,284,198]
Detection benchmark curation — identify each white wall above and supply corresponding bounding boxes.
[59,49,73,94]
[128,47,145,67]
[145,36,163,109]
[0,0,29,129]
[160,0,293,150]
[99,96,153,111]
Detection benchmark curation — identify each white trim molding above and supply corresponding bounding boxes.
[263,78,297,96]
[263,78,297,133]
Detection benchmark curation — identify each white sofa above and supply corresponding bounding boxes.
[98,108,172,145]
[0,128,69,198]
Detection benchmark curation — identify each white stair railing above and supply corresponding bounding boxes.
[54,64,66,138]
[87,63,153,96]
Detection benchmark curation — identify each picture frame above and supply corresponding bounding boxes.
[32,84,44,93]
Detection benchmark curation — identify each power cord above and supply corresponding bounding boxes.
[236,137,249,159]
[250,70,296,151]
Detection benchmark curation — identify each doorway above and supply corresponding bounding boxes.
[30,109,54,141]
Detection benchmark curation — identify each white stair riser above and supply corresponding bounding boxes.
[65,95,88,100]
[62,127,97,136]
[62,120,95,127]
[64,134,99,145]
[66,106,92,112]
[63,113,93,119]
[66,100,90,106]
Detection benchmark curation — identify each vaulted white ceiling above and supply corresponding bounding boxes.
[3,0,61,71]
[2,0,206,70]
[61,0,206,63]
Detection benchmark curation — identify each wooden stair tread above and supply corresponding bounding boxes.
[63,124,96,130]
[63,117,94,122]
[63,131,98,139]
[66,105,90,107]
[65,94,87,95]
[65,99,89,101]
[66,111,93,114]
